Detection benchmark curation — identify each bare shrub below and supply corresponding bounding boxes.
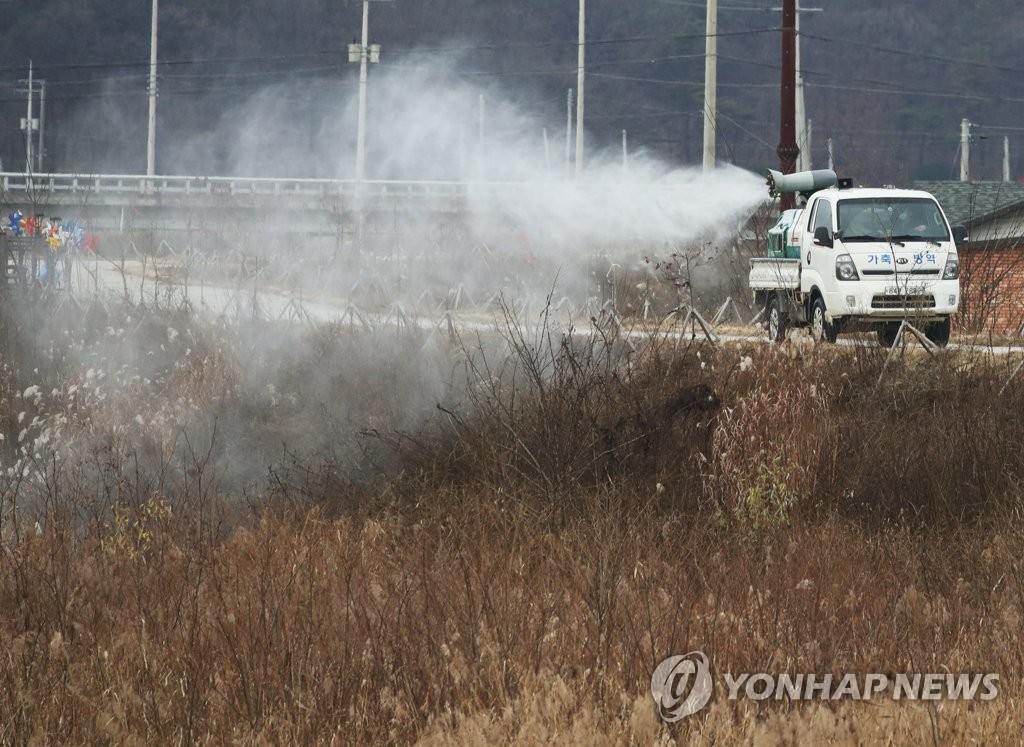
[0,290,1023,742]
[708,363,836,528]
[377,302,721,511]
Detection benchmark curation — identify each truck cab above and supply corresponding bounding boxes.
[750,171,965,347]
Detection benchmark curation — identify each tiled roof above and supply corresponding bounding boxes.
[913,180,1024,227]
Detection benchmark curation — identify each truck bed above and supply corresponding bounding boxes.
[749,257,800,291]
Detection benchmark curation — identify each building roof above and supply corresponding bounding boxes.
[914,180,1024,227]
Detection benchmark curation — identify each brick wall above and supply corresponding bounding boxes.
[959,246,1024,335]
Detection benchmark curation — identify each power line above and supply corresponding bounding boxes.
[649,0,774,9]
[12,51,337,75]
[971,124,1024,133]
[717,51,1005,98]
[388,26,779,54]
[803,80,1024,106]
[590,71,775,88]
[588,52,706,68]
[800,31,1024,77]
[716,112,775,150]
[159,64,345,82]
[0,27,778,79]
[0,76,359,104]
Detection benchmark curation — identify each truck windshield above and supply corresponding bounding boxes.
[837,197,949,243]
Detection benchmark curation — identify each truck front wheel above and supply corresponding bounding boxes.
[810,296,838,343]
[767,294,788,342]
[926,317,951,348]
[877,322,900,348]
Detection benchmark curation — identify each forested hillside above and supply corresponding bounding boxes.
[0,0,1020,184]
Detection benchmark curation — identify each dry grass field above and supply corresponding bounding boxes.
[0,295,1022,744]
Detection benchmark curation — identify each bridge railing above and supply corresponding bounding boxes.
[0,172,475,200]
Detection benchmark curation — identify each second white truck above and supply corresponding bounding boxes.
[750,168,966,347]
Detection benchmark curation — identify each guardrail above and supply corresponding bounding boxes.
[0,172,683,200]
[0,172,477,200]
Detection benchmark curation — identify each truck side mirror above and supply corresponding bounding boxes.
[952,225,968,244]
[813,226,833,248]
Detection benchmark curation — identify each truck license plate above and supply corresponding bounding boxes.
[885,285,926,296]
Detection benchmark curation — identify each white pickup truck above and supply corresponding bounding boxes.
[750,169,966,347]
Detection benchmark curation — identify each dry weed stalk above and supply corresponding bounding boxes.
[0,295,1019,742]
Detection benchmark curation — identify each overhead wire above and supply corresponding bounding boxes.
[4,17,1020,174]
[800,31,1024,77]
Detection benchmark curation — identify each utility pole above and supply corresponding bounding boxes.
[147,0,158,177]
[355,0,370,182]
[803,118,812,170]
[575,0,586,178]
[622,129,628,172]
[477,93,485,179]
[458,124,466,179]
[794,0,807,170]
[702,0,717,171]
[348,0,392,182]
[25,60,33,171]
[770,3,822,171]
[794,5,824,170]
[777,0,799,209]
[1003,135,1011,182]
[37,80,45,173]
[478,94,485,153]
[17,61,38,173]
[566,88,573,173]
[826,136,834,170]
[960,118,971,182]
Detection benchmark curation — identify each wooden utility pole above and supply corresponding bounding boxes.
[777,0,799,210]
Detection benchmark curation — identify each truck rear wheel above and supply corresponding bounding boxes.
[810,296,837,343]
[926,317,951,348]
[767,294,788,342]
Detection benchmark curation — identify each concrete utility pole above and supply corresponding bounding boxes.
[803,118,812,171]
[960,118,971,182]
[356,0,371,182]
[19,61,36,173]
[794,0,813,171]
[477,93,485,178]
[777,0,799,210]
[147,0,158,177]
[566,88,573,172]
[37,80,45,173]
[349,0,392,182]
[794,0,806,170]
[1003,135,1011,182]
[702,0,717,171]
[575,0,586,178]
[478,94,485,151]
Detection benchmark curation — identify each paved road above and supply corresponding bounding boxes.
[72,257,1024,356]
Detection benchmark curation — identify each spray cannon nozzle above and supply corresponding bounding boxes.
[765,168,838,198]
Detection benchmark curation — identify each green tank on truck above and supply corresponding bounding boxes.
[766,208,803,259]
